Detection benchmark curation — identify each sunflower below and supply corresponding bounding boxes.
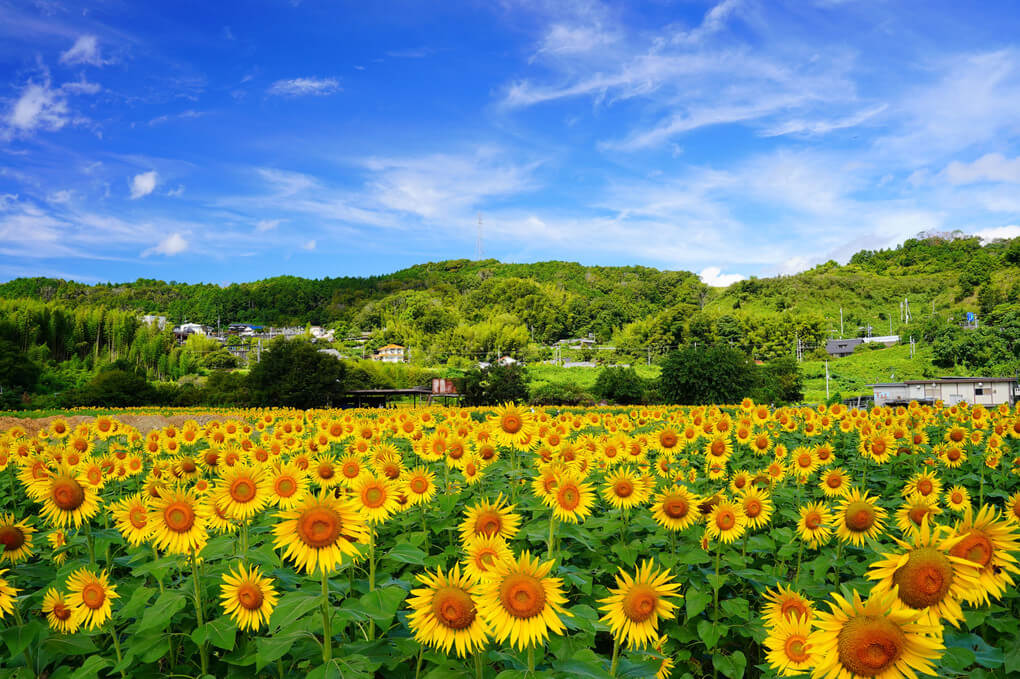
[543,473,595,524]
[703,435,733,465]
[761,585,814,628]
[462,534,514,582]
[867,521,982,628]
[764,614,816,677]
[895,494,942,534]
[948,504,1020,604]
[833,488,887,547]
[476,551,569,650]
[273,492,369,574]
[601,468,650,511]
[818,467,851,498]
[489,403,537,449]
[220,563,279,631]
[37,467,101,528]
[353,475,400,524]
[309,453,342,490]
[407,564,490,657]
[797,502,834,548]
[268,462,309,510]
[809,588,943,679]
[789,447,818,479]
[65,568,118,630]
[598,560,682,649]
[944,486,970,513]
[404,466,437,506]
[459,495,521,543]
[149,489,209,555]
[738,487,773,531]
[902,472,941,500]
[0,514,34,564]
[110,494,152,547]
[862,431,896,464]
[213,464,271,521]
[1006,491,1020,524]
[0,569,17,619]
[41,587,79,633]
[649,485,700,532]
[705,498,747,544]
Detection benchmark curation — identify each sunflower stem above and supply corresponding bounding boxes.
[414,643,425,679]
[793,542,804,589]
[85,522,96,567]
[546,514,557,560]
[108,621,126,679]
[189,546,209,676]
[6,464,16,510]
[420,503,430,553]
[979,465,985,505]
[712,543,721,634]
[103,513,112,569]
[474,651,484,679]
[321,568,333,662]
[609,637,620,677]
[12,607,36,677]
[368,527,376,641]
[527,646,535,674]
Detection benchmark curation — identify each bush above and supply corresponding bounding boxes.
[529,381,594,406]
[73,369,156,407]
[248,338,346,408]
[460,363,529,406]
[593,366,646,404]
[659,346,757,405]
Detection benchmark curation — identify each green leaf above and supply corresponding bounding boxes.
[269,591,321,631]
[697,619,726,650]
[69,656,112,679]
[42,635,99,656]
[721,597,750,621]
[1005,643,1020,674]
[255,632,302,671]
[713,651,747,679]
[357,586,407,625]
[192,616,237,651]
[945,631,1004,668]
[551,658,610,678]
[1,620,46,658]
[136,590,187,633]
[116,584,154,621]
[385,543,427,565]
[686,587,712,619]
[941,647,978,672]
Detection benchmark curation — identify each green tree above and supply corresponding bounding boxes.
[460,363,529,406]
[755,356,804,405]
[248,338,346,408]
[74,368,155,407]
[659,346,757,404]
[593,366,645,404]
[0,337,41,408]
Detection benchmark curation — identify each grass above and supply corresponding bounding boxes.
[525,363,661,390]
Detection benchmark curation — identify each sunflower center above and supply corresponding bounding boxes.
[950,430,964,442]
[908,505,933,526]
[128,507,147,529]
[230,478,257,503]
[478,550,497,567]
[950,492,964,504]
[501,414,523,434]
[837,615,905,676]
[164,501,196,533]
[181,459,197,474]
[614,480,634,498]
[275,477,297,497]
[660,432,678,448]
[710,440,726,456]
[949,531,993,568]
[0,525,25,551]
[81,582,106,609]
[947,448,961,461]
[622,584,659,623]
[557,485,581,510]
[53,602,72,620]
[780,598,810,621]
[663,497,689,519]
[785,635,810,663]
[475,511,503,537]
[804,511,822,530]
[797,453,812,468]
[363,486,386,508]
[744,499,762,518]
[431,586,477,630]
[892,547,954,609]
[52,477,86,511]
[237,583,264,611]
[297,507,343,548]
[715,508,735,530]
[318,463,335,480]
[844,501,876,532]
[872,441,887,455]
[499,573,546,619]
[410,477,429,494]
[826,475,842,488]
[204,451,220,467]
[917,479,933,495]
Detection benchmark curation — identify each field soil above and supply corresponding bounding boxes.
[0,413,220,435]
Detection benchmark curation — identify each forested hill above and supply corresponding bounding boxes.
[2,233,1019,364]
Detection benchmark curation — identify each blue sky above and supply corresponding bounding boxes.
[2,0,1020,286]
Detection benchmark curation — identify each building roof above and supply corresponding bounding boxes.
[378,343,404,350]
[903,377,1017,384]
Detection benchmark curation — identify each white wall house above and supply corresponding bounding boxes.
[373,344,406,363]
[870,377,1018,407]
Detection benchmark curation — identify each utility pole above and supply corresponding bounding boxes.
[825,360,830,401]
[839,307,844,338]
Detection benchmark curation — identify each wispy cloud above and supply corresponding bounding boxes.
[267,77,341,97]
[130,171,158,199]
[60,35,107,66]
[944,153,1020,185]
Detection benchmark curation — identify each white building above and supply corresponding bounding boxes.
[373,344,406,363]
[870,377,1019,407]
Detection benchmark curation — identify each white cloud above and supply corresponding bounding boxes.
[944,153,1020,185]
[167,185,185,197]
[973,225,1020,242]
[255,219,283,232]
[267,77,341,97]
[47,190,72,204]
[130,171,159,199]
[699,266,744,286]
[302,239,317,250]
[142,233,189,257]
[60,35,105,67]
[7,81,69,132]
[673,0,742,44]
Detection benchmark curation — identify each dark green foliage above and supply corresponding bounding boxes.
[529,381,593,406]
[200,349,238,370]
[74,369,155,407]
[659,346,758,405]
[460,363,529,406]
[754,356,804,405]
[0,337,41,408]
[248,338,345,408]
[593,366,646,404]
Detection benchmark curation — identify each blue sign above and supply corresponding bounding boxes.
[966,312,975,323]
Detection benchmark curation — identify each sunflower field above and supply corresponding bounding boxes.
[1,401,1019,679]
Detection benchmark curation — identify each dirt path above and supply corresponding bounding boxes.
[0,413,222,435]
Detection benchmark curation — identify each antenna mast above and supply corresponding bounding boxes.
[476,213,484,260]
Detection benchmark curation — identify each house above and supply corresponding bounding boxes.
[141,314,167,330]
[373,344,406,363]
[173,323,210,342]
[497,356,518,366]
[825,335,900,358]
[869,377,1019,407]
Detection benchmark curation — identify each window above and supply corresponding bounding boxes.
[974,388,985,395]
